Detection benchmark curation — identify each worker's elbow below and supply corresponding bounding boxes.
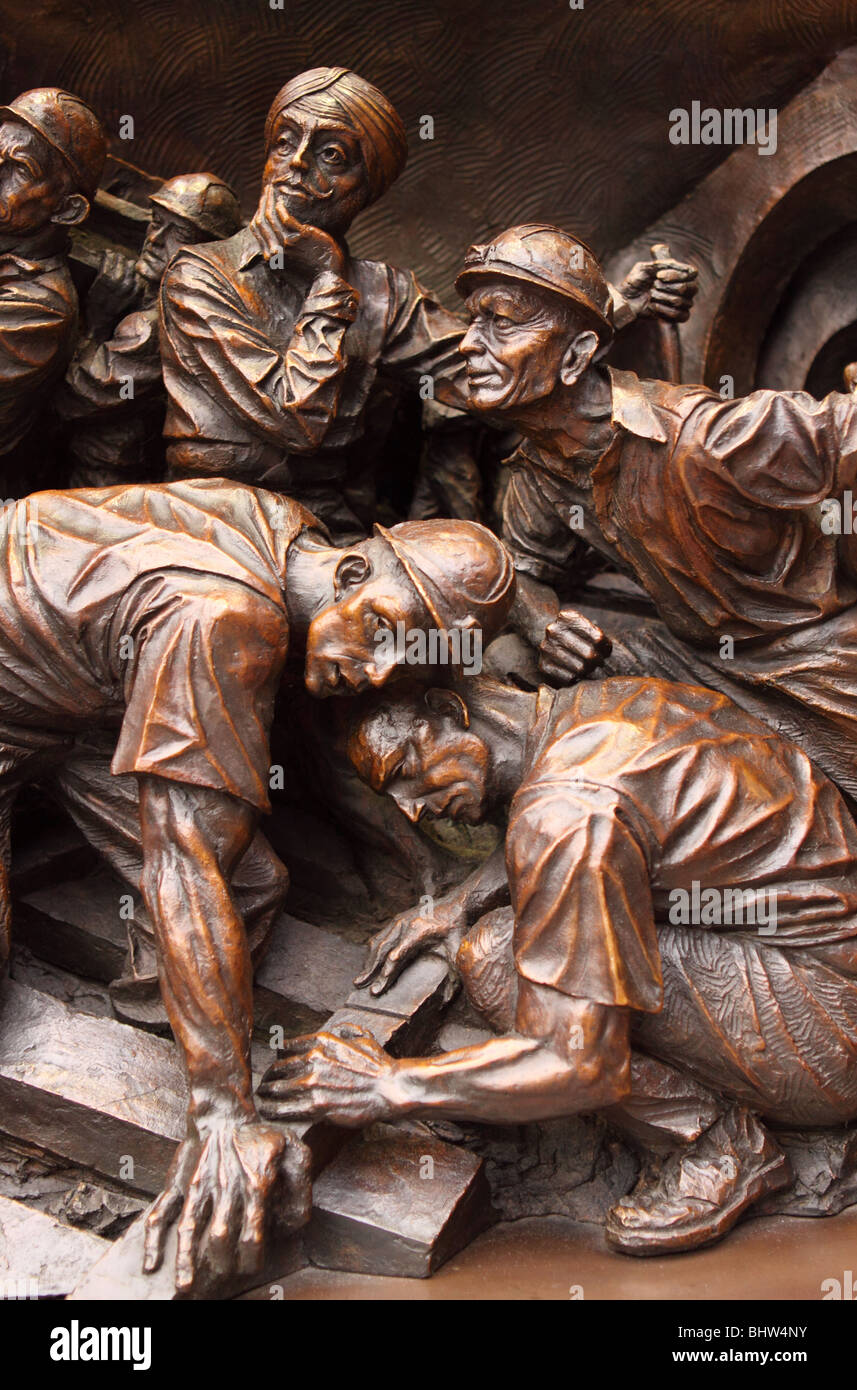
[567,1046,631,1108]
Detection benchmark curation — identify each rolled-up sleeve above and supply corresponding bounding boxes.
[507,778,663,1013]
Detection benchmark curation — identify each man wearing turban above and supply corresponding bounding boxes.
[159,68,696,541]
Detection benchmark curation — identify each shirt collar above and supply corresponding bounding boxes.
[235,223,268,270]
[607,367,670,443]
[0,223,69,273]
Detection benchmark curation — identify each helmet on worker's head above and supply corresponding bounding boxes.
[374,519,516,641]
[455,223,613,341]
[149,173,242,240]
[0,88,106,201]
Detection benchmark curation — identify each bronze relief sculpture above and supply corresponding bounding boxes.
[0,477,513,1291]
[0,89,105,497]
[59,173,242,488]
[1,25,857,1310]
[158,68,697,540]
[261,672,857,1253]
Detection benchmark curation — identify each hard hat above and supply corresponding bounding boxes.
[0,88,106,199]
[149,172,241,239]
[455,223,613,337]
[374,519,516,639]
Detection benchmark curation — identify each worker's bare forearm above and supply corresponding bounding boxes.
[454,845,510,923]
[510,571,561,647]
[386,988,631,1124]
[138,777,259,1126]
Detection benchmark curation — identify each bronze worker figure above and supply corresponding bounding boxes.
[0,88,105,496]
[260,674,857,1253]
[59,173,242,487]
[0,480,514,1291]
[159,69,697,540]
[448,223,857,803]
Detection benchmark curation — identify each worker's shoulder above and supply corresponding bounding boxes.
[160,476,322,542]
[548,675,734,739]
[161,225,257,291]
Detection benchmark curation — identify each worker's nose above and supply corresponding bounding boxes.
[459,322,483,357]
[289,134,312,172]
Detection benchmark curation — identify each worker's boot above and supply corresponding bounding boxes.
[606,1105,791,1255]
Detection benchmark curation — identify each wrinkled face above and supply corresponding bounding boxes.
[358,705,490,824]
[459,282,575,411]
[263,103,369,233]
[0,121,69,236]
[136,205,201,284]
[305,550,427,697]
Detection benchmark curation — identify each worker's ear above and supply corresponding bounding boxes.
[424,686,470,729]
[51,192,90,227]
[559,328,599,387]
[334,551,371,599]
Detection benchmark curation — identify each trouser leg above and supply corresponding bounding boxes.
[456,905,724,1143]
[0,735,73,975]
[633,925,857,1127]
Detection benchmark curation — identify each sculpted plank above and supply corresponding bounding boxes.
[0,980,185,1193]
[306,1127,492,1278]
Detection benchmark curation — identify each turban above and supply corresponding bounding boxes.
[265,67,408,203]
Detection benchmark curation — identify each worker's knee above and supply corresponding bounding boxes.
[233,837,290,921]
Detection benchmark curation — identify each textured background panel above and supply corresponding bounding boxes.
[1,0,856,301]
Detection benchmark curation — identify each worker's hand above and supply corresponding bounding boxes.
[539,607,612,683]
[86,249,142,337]
[142,1114,310,1293]
[258,1024,399,1127]
[251,185,346,280]
[354,896,468,997]
[618,247,698,323]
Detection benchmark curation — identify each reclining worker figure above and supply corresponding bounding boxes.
[452,223,857,802]
[0,478,514,1291]
[259,675,857,1254]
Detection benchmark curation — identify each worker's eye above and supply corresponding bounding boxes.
[320,145,346,167]
[368,612,393,639]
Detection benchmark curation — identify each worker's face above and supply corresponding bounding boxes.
[0,122,72,236]
[136,205,201,284]
[264,103,369,234]
[459,282,577,411]
[305,544,427,697]
[360,705,490,825]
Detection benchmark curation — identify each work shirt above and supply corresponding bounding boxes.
[0,479,319,810]
[0,225,78,456]
[502,369,857,795]
[59,301,164,483]
[507,678,857,1014]
[159,224,466,492]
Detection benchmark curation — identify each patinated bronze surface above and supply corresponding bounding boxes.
[261,674,857,1252]
[2,10,857,1306]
